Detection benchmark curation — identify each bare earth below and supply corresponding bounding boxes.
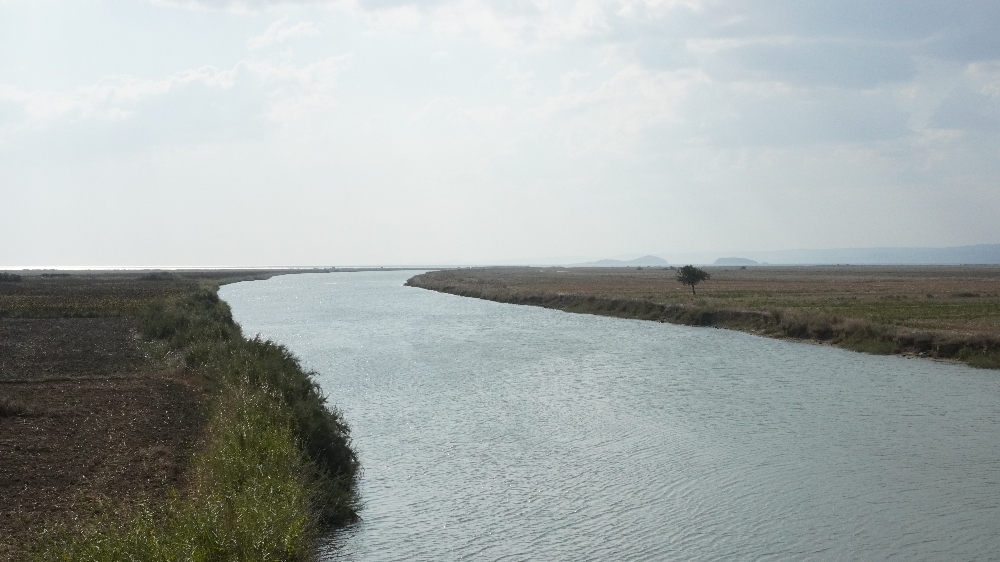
[0,316,206,557]
[0,270,316,557]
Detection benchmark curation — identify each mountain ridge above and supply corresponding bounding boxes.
[571,255,670,267]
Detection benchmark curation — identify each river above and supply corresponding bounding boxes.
[220,271,1000,561]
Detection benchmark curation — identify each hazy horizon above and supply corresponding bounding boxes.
[6,241,1000,270]
[2,1,999,267]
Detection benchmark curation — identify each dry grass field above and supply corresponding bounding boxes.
[407,266,1000,369]
[0,271,238,318]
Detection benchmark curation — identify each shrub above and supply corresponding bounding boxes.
[956,346,1000,369]
[837,333,897,355]
[139,284,359,523]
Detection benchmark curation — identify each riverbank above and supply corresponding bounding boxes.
[0,269,359,559]
[406,266,1000,369]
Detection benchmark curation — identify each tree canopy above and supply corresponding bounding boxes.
[676,265,710,295]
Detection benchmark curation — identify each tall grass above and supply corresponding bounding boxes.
[138,285,360,522]
[34,283,359,560]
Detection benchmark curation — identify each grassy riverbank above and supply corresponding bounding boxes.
[406,266,1000,369]
[0,270,359,560]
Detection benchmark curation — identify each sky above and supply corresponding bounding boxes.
[1,0,999,266]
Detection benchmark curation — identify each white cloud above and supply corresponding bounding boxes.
[247,54,353,123]
[359,5,423,36]
[4,0,1000,265]
[247,16,320,49]
[243,53,352,87]
[407,0,693,48]
[539,64,708,150]
[0,54,350,139]
[423,0,611,47]
[150,0,701,48]
[684,36,796,56]
[0,67,235,128]
[148,0,349,12]
[967,61,1000,98]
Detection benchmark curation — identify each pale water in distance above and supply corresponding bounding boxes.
[220,271,1000,561]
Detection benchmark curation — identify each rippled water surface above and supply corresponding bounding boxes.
[221,271,1000,561]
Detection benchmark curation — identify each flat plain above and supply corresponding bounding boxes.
[407,265,1000,368]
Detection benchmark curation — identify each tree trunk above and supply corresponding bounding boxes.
[691,285,696,295]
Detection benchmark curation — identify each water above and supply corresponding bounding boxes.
[220,271,1000,561]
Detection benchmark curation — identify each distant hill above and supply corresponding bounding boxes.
[659,244,1000,266]
[497,244,1000,268]
[738,244,1000,265]
[714,257,759,266]
[572,255,669,267]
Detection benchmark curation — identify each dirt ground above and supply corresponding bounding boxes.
[0,318,146,380]
[0,319,206,557]
[0,267,371,558]
[0,272,232,560]
[0,271,306,557]
[0,375,206,555]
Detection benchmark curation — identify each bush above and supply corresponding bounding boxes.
[139,284,360,523]
[0,272,22,282]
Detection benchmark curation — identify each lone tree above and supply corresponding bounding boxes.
[676,265,710,295]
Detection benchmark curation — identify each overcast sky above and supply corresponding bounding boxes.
[2,0,999,266]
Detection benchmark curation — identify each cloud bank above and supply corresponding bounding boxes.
[0,0,997,266]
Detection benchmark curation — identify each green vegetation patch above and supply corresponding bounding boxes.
[35,388,314,561]
[835,332,898,355]
[956,347,1000,370]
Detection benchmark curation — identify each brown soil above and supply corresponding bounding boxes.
[0,269,329,558]
[0,375,206,556]
[0,318,146,380]
[0,274,204,557]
